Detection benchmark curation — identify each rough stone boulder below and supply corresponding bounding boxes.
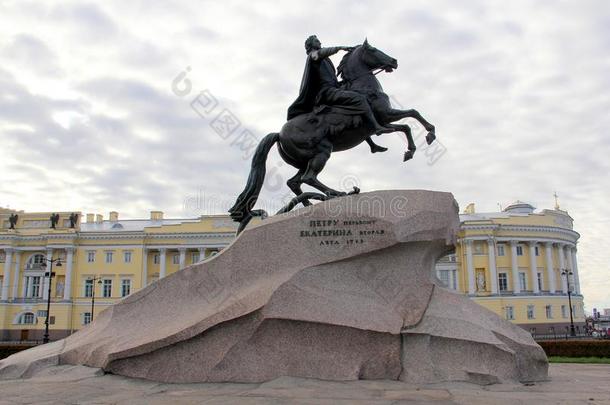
[0,190,548,384]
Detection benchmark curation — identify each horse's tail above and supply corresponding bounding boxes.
[228,132,280,227]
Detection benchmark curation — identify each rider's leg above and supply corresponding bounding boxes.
[365,137,388,153]
[327,89,393,135]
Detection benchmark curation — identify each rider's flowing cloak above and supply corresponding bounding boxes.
[287,55,364,121]
[287,55,320,120]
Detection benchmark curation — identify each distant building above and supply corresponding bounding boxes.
[436,201,585,334]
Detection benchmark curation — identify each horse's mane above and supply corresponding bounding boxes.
[337,46,359,79]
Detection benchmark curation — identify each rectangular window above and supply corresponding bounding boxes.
[30,276,41,297]
[498,273,508,292]
[438,270,450,287]
[537,273,543,291]
[123,251,132,263]
[121,279,131,297]
[83,312,92,325]
[87,251,95,263]
[535,246,540,256]
[561,305,568,318]
[546,305,553,319]
[172,254,179,265]
[37,310,47,317]
[497,244,505,256]
[84,279,93,298]
[153,254,159,264]
[519,272,527,291]
[473,242,483,254]
[516,245,523,256]
[105,251,113,264]
[527,304,535,319]
[102,279,112,298]
[192,252,200,263]
[505,306,514,320]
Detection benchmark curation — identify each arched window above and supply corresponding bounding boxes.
[26,254,45,270]
[14,312,36,325]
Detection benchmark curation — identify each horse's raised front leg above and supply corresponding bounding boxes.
[384,108,436,145]
[385,123,416,161]
[300,139,345,197]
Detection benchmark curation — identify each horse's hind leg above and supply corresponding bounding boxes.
[287,168,311,206]
[300,139,344,197]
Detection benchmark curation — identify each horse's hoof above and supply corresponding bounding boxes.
[426,131,436,145]
[348,187,360,195]
[403,150,414,161]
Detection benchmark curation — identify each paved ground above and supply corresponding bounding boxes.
[0,363,609,404]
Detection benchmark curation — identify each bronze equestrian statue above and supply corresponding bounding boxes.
[229,37,436,233]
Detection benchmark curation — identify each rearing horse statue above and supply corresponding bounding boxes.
[229,39,436,233]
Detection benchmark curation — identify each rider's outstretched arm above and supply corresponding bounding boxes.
[311,46,350,61]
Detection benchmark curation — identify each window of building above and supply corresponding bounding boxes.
[505,306,514,320]
[123,251,132,263]
[84,279,93,298]
[535,246,540,256]
[153,254,160,264]
[172,254,180,265]
[121,279,131,297]
[473,242,483,254]
[516,245,523,256]
[105,251,113,264]
[537,273,543,291]
[102,279,112,298]
[192,252,200,263]
[87,251,95,263]
[497,244,505,256]
[16,312,36,324]
[498,273,508,292]
[561,305,568,318]
[438,270,450,287]
[83,312,92,325]
[25,276,41,298]
[527,305,535,319]
[545,305,553,319]
[519,272,527,291]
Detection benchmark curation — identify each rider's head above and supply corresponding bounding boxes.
[305,35,321,53]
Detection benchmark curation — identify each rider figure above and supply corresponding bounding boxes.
[287,35,389,153]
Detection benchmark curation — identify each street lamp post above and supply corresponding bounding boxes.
[561,269,576,337]
[89,276,103,323]
[40,257,62,344]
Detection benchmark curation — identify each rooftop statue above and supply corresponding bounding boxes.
[229,36,437,233]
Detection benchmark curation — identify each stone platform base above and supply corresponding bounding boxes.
[0,363,608,404]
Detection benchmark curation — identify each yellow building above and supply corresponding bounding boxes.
[435,201,585,335]
[1,199,586,342]
[0,209,236,341]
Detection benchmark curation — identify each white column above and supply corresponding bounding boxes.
[63,248,74,300]
[570,247,580,294]
[465,240,475,294]
[529,241,539,294]
[179,248,186,270]
[42,248,52,300]
[487,239,498,294]
[142,248,148,287]
[545,242,556,293]
[558,244,567,293]
[198,247,206,261]
[2,248,14,300]
[159,248,167,279]
[12,251,21,300]
[510,241,520,293]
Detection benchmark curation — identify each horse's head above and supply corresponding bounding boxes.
[361,38,398,72]
[338,39,398,81]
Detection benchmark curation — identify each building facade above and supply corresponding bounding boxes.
[1,200,586,341]
[436,201,585,334]
[0,209,237,341]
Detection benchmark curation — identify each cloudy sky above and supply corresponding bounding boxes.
[0,1,608,310]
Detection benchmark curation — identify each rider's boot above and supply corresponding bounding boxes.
[366,137,388,153]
